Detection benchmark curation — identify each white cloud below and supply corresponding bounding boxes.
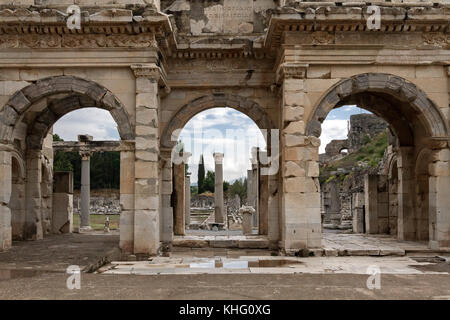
[53,108,119,141]
[319,120,349,153]
[180,108,266,183]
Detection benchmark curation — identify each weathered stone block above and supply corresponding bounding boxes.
[284,121,305,135]
[283,161,305,177]
[284,106,304,122]
[284,134,305,147]
[284,177,305,193]
[306,161,319,177]
[135,161,158,179]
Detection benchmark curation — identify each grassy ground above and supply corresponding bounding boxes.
[73,214,120,230]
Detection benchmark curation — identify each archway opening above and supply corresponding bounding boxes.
[310,74,449,248]
[1,76,134,251]
[174,107,267,238]
[53,108,122,234]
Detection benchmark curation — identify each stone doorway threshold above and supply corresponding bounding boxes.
[321,232,450,257]
[173,234,271,249]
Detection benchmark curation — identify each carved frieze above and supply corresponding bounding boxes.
[422,33,450,48]
[0,33,159,49]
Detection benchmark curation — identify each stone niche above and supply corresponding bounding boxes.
[162,0,276,35]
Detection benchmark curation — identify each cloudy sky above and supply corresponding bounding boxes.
[53,105,371,184]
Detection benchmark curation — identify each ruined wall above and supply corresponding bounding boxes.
[73,190,120,216]
[162,0,276,35]
[348,114,388,153]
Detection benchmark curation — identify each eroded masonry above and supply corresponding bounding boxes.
[0,0,449,256]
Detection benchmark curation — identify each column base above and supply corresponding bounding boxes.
[79,226,93,233]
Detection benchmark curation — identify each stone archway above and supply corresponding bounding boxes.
[0,76,134,147]
[0,76,135,244]
[159,93,279,248]
[161,93,275,150]
[306,73,448,143]
[306,73,449,248]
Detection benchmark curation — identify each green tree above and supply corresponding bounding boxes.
[204,170,215,193]
[223,181,230,194]
[53,134,73,172]
[198,154,205,194]
[229,178,247,201]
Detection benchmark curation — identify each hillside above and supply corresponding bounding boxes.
[320,131,388,184]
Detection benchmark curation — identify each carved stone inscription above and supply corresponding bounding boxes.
[189,0,275,35]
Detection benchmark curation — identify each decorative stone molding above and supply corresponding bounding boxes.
[0,33,159,49]
[276,63,308,83]
[422,33,450,48]
[265,4,450,50]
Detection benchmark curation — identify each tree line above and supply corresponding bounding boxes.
[195,155,247,201]
[54,135,248,199]
[53,134,120,190]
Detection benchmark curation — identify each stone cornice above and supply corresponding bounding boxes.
[276,63,308,83]
[0,7,175,55]
[0,4,449,60]
[264,4,450,50]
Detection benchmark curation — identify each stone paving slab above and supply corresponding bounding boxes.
[320,233,433,256]
[0,232,120,272]
[173,235,270,249]
[101,256,450,276]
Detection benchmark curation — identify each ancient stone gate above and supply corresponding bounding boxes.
[0,0,449,255]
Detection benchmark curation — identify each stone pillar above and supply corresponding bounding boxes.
[250,148,259,229]
[240,206,255,235]
[397,147,415,241]
[185,172,191,229]
[131,64,163,255]
[173,161,185,235]
[79,147,92,231]
[258,151,269,235]
[160,149,173,247]
[429,147,450,249]
[247,169,254,207]
[268,171,280,248]
[0,149,12,251]
[364,174,378,234]
[24,150,43,240]
[278,63,321,253]
[213,153,224,224]
[352,192,365,233]
[52,171,74,234]
[119,149,135,253]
